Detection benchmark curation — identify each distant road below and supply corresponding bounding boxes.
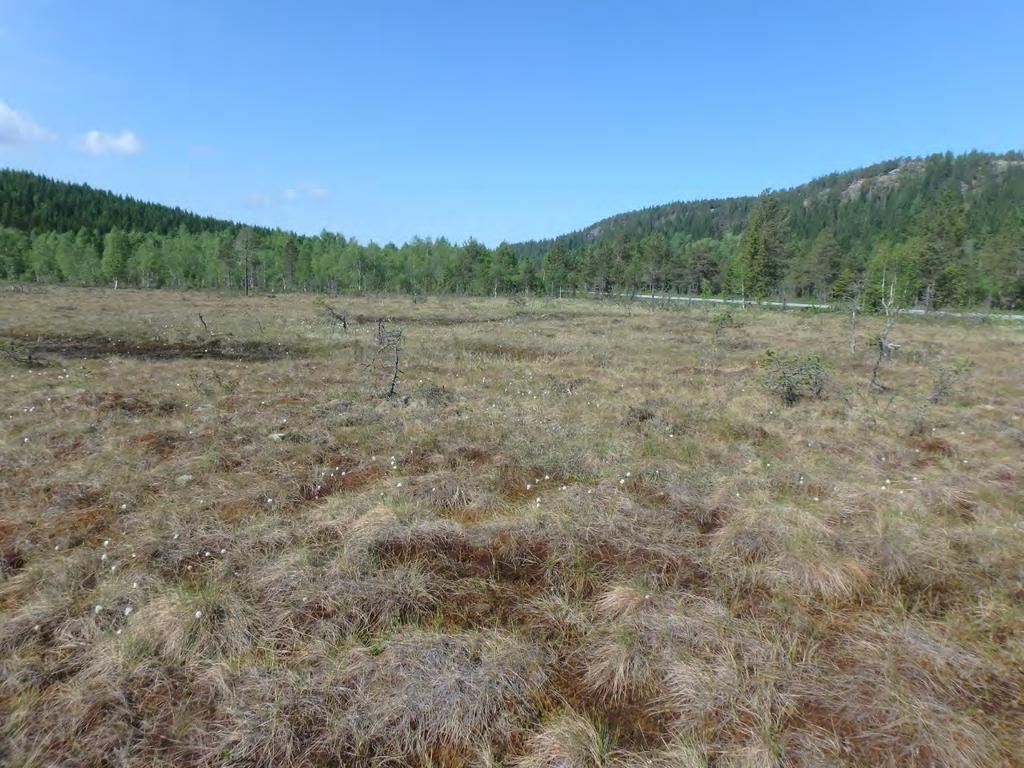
[611,293,1024,322]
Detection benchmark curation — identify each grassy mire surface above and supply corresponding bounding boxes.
[1,286,1022,767]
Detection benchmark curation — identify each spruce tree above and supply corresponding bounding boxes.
[737,192,790,298]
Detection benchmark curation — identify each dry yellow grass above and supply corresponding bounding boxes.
[1,286,1022,766]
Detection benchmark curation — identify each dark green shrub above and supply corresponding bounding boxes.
[761,351,832,405]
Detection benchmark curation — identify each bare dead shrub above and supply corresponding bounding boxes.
[929,359,974,404]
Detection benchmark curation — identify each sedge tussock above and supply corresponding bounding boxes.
[340,628,548,761]
[513,711,620,768]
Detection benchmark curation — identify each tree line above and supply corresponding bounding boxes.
[2,151,1022,309]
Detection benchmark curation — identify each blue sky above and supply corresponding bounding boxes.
[1,0,1022,245]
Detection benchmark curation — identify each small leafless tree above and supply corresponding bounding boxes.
[317,300,347,330]
[846,280,864,354]
[869,274,901,391]
[929,359,974,404]
[234,227,256,296]
[370,318,403,398]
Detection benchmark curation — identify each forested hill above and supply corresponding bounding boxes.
[0,169,240,234]
[1,151,1022,309]
[512,151,1024,261]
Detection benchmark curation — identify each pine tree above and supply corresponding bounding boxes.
[490,242,518,294]
[787,229,841,300]
[917,188,966,308]
[542,241,572,296]
[737,192,790,299]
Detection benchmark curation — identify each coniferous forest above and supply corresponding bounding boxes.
[2,149,1023,309]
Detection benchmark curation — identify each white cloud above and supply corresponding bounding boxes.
[0,100,55,148]
[80,129,143,156]
[0,103,146,157]
[243,192,274,209]
[245,183,329,208]
[301,182,329,201]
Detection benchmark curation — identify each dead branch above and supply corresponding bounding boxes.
[0,341,52,368]
[869,275,901,391]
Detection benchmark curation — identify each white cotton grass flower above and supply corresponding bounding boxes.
[101,553,108,562]
[103,540,110,547]
[124,606,133,616]
[94,605,103,614]
[194,610,202,619]
[220,548,226,554]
